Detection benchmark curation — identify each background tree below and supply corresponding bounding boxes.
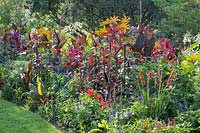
[30,0,161,28]
[0,0,24,28]
[153,0,200,40]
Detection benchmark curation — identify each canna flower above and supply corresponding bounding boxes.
[120,16,131,25]
[100,16,120,26]
[95,16,130,36]
[118,16,131,30]
[88,87,94,97]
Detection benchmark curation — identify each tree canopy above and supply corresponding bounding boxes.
[0,0,199,40]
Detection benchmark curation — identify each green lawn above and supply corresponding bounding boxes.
[0,99,62,133]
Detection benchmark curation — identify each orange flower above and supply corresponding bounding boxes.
[99,100,107,109]
[118,16,131,30]
[88,87,94,97]
[96,93,104,101]
[96,93,108,109]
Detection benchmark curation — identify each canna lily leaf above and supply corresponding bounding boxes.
[88,129,102,133]
[36,76,44,96]
[181,60,194,74]
[95,26,107,35]
[98,119,109,130]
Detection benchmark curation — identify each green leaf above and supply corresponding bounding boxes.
[88,129,102,133]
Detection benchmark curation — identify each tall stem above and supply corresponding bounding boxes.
[139,0,143,22]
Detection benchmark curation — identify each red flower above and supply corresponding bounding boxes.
[96,93,104,101]
[96,93,108,109]
[87,87,94,97]
[99,100,107,109]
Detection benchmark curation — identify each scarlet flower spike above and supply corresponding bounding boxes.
[166,69,175,88]
[139,71,145,85]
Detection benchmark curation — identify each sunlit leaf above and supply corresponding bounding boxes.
[36,76,44,96]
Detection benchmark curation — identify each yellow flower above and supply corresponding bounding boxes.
[120,16,131,24]
[118,16,130,30]
[100,16,120,26]
[118,22,130,30]
[37,28,52,41]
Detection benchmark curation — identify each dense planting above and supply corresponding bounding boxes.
[0,16,200,132]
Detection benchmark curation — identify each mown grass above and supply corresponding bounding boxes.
[0,99,62,133]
